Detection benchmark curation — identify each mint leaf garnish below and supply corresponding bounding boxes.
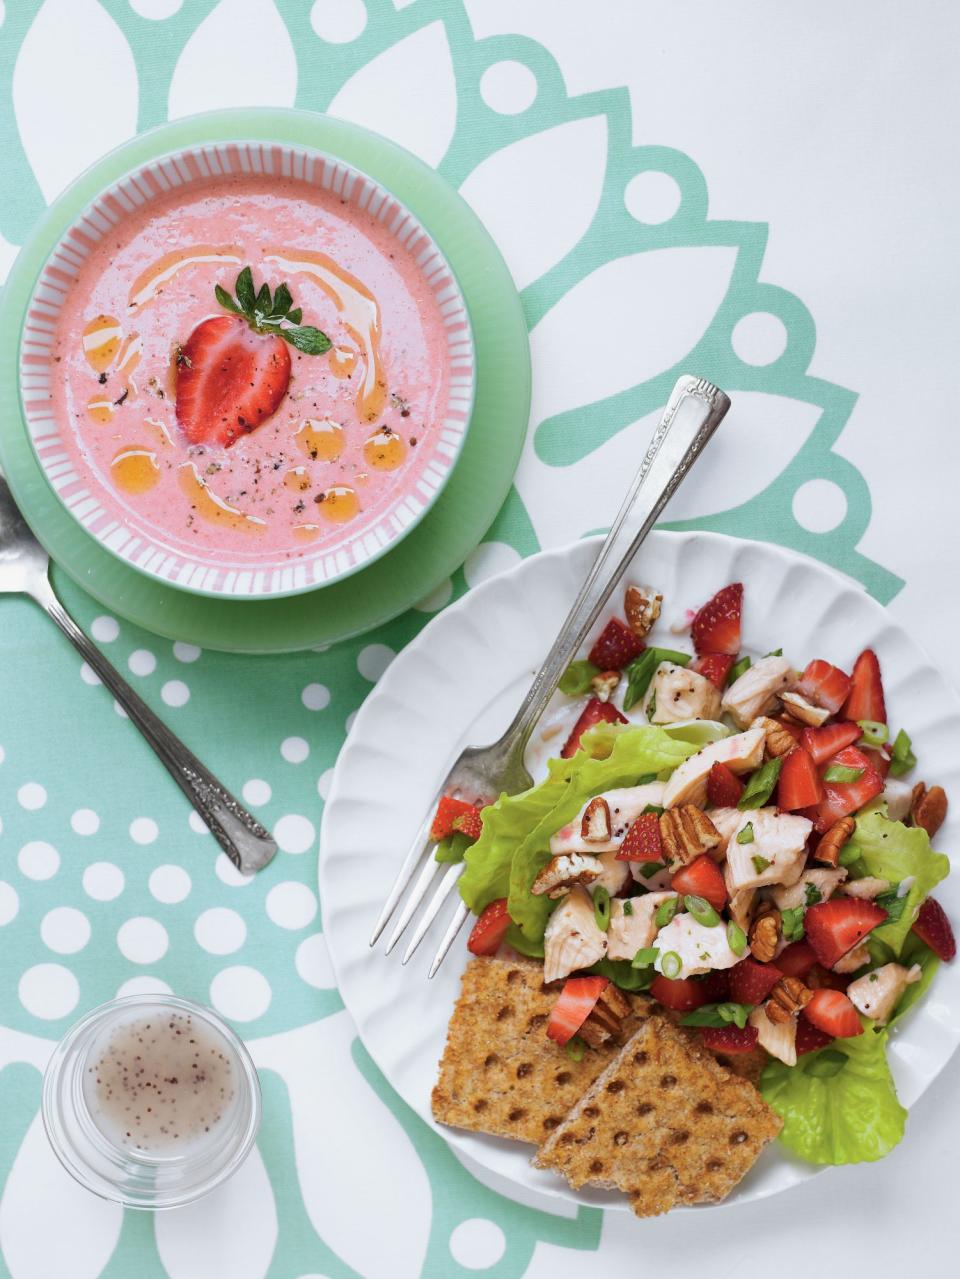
[216,267,330,358]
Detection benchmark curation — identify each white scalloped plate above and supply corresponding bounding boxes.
[319,530,960,1211]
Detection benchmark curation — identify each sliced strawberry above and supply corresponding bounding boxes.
[698,969,731,1003]
[796,1015,834,1056]
[670,854,728,912]
[807,963,851,992]
[431,797,480,841]
[692,653,735,689]
[451,809,483,841]
[860,745,891,779]
[706,761,744,808]
[616,812,662,862]
[804,898,888,968]
[691,583,743,656]
[729,958,783,1005]
[561,698,628,758]
[912,896,956,962]
[841,649,886,725]
[777,747,823,811]
[176,314,291,447]
[800,721,861,766]
[699,1024,759,1054]
[773,716,804,744]
[650,974,710,1012]
[794,659,852,715]
[804,988,863,1038]
[588,618,645,670]
[776,940,818,980]
[546,976,609,1046]
[466,899,511,956]
[805,744,884,832]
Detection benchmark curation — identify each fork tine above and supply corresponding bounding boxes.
[369,807,436,946]
[427,900,470,978]
[383,852,442,954]
[400,862,464,965]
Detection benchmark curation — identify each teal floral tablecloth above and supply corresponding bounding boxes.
[2,2,958,1277]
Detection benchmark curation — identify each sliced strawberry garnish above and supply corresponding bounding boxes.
[805,744,884,832]
[587,619,645,670]
[698,969,731,1002]
[466,899,512,956]
[561,698,628,758]
[841,649,886,725]
[546,976,609,1046]
[804,898,888,968]
[706,761,744,808]
[691,583,743,657]
[431,797,481,841]
[176,315,291,447]
[912,896,956,962]
[616,812,662,862]
[800,720,861,766]
[699,1024,759,1054]
[796,1015,834,1056]
[776,940,818,980]
[794,660,852,715]
[777,747,823,811]
[804,988,863,1038]
[670,854,728,912]
[649,974,710,1012]
[452,809,483,841]
[692,653,735,689]
[729,957,783,1005]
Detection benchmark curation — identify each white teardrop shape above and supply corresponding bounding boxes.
[0,229,21,287]
[328,22,456,167]
[251,1014,430,1279]
[529,246,737,426]
[13,0,137,203]
[154,1147,277,1279]
[168,0,297,118]
[459,117,607,291]
[0,1114,122,1279]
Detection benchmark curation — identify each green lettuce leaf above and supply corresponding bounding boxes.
[867,931,940,1023]
[846,810,949,953]
[458,726,696,942]
[760,1025,906,1164]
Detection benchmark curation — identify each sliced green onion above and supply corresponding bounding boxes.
[639,861,665,880]
[565,1036,586,1062]
[737,757,783,810]
[765,647,783,657]
[736,822,755,845]
[781,905,806,942]
[593,886,611,931]
[622,899,634,916]
[654,896,681,927]
[751,853,771,874]
[717,1001,752,1029]
[684,894,720,927]
[622,648,692,711]
[857,719,888,748]
[823,764,864,784]
[642,803,664,816]
[804,1048,849,1078]
[681,1002,753,1029]
[558,659,600,697]
[631,946,659,968]
[727,921,748,956]
[889,728,917,778]
[660,950,682,979]
[726,655,751,685]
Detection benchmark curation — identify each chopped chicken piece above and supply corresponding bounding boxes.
[724,808,812,892]
[708,806,745,855]
[881,777,914,822]
[847,962,922,1024]
[770,868,847,911]
[628,861,673,891]
[549,783,666,856]
[748,1004,797,1066]
[531,852,603,899]
[840,876,891,900]
[721,656,794,729]
[653,914,741,979]
[780,691,830,727]
[606,892,677,960]
[832,940,871,974]
[592,850,631,897]
[728,887,757,932]
[648,662,722,725]
[542,887,608,984]
[662,728,765,808]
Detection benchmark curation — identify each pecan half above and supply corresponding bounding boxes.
[911,783,948,839]
[815,815,855,867]
[578,983,633,1048]
[748,904,782,963]
[624,585,662,639]
[581,796,612,843]
[531,853,603,899]
[765,975,812,1024]
[753,715,798,759]
[659,805,721,867]
[590,670,620,703]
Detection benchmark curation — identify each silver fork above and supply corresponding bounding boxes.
[371,373,731,975]
[0,473,277,875]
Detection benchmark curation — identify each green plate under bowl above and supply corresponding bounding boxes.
[0,109,530,654]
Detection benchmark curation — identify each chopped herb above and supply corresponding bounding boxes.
[823,764,864,784]
[736,822,755,845]
[875,885,908,924]
[639,861,664,880]
[751,854,772,874]
[680,1002,753,1029]
[805,882,823,906]
[727,655,751,685]
[654,897,680,927]
[738,757,783,810]
[622,647,692,711]
[631,946,659,968]
[215,266,332,355]
[660,950,682,979]
[558,659,600,697]
[622,900,633,916]
[765,648,783,657]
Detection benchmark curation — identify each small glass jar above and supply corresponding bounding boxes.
[42,994,261,1209]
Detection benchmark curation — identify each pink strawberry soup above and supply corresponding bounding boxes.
[48,172,454,562]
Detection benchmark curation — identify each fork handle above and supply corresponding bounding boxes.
[500,374,730,750]
[32,580,278,875]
